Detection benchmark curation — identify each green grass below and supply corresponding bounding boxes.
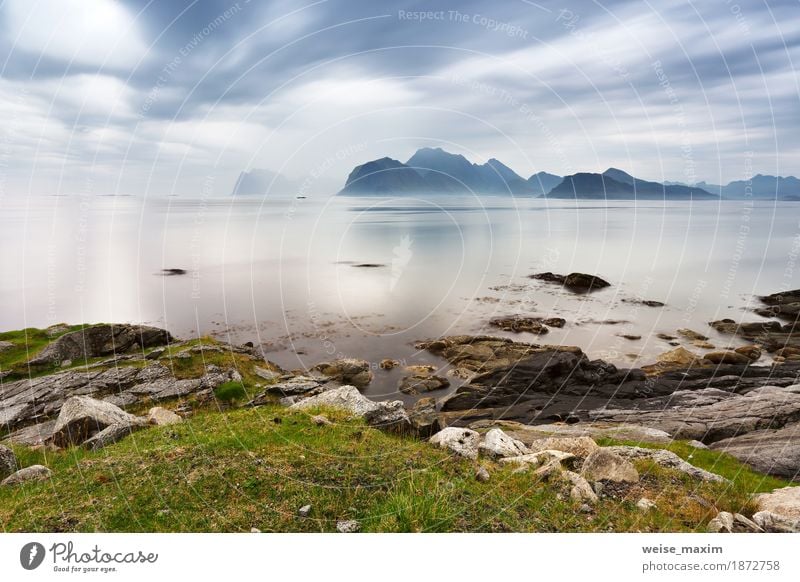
[1,405,790,533]
[0,324,85,379]
[213,381,249,403]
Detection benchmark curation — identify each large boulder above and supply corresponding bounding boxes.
[710,422,800,478]
[580,449,639,483]
[1,465,52,486]
[429,427,481,459]
[408,397,440,437]
[478,428,530,459]
[604,446,727,483]
[0,445,17,479]
[49,396,145,448]
[311,359,373,387]
[527,436,599,458]
[754,487,800,521]
[290,385,409,432]
[29,324,172,365]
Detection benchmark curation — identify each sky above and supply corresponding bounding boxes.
[0,0,798,196]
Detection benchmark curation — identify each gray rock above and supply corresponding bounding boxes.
[254,366,281,381]
[145,347,166,360]
[604,446,727,483]
[527,436,599,458]
[311,358,373,387]
[1,464,52,486]
[429,427,481,459]
[500,449,576,469]
[710,422,800,479]
[83,422,146,450]
[707,511,762,533]
[475,466,490,482]
[637,498,657,511]
[409,397,440,438]
[478,428,529,459]
[29,324,172,365]
[591,384,800,443]
[147,407,182,426]
[754,487,800,520]
[580,449,639,483]
[752,511,800,533]
[50,396,144,447]
[336,520,361,533]
[298,505,312,517]
[0,340,15,352]
[398,373,449,395]
[0,444,17,478]
[291,385,410,432]
[564,470,598,503]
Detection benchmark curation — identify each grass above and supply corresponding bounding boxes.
[213,381,249,403]
[1,404,791,533]
[0,324,85,380]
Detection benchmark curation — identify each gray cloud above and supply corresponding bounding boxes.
[0,0,798,196]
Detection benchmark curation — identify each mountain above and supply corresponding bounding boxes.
[339,148,537,196]
[547,169,717,199]
[232,169,294,196]
[528,171,563,195]
[340,157,430,194]
[719,174,800,200]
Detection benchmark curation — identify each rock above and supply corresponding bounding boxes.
[0,340,15,352]
[489,316,549,334]
[253,366,281,381]
[531,272,611,292]
[707,511,762,533]
[754,487,800,520]
[735,345,762,361]
[83,422,146,450]
[311,359,373,387]
[408,397,440,438]
[475,466,490,482]
[478,428,530,459]
[527,436,599,458]
[542,317,566,328]
[298,505,312,518]
[49,396,145,448]
[311,414,332,426]
[677,329,709,341]
[752,511,800,533]
[250,527,262,533]
[580,449,639,483]
[604,446,727,483]
[467,420,673,445]
[757,289,800,321]
[688,440,708,449]
[398,373,449,395]
[0,445,18,478]
[147,407,182,426]
[145,347,166,360]
[429,427,481,459]
[591,384,800,446]
[291,385,410,433]
[643,346,705,373]
[499,449,576,469]
[379,359,399,370]
[710,422,800,478]
[619,334,641,341]
[692,340,715,349]
[29,324,172,365]
[637,498,656,511]
[248,376,322,404]
[564,470,598,503]
[704,351,752,365]
[336,520,361,533]
[1,464,52,486]
[622,298,665,308]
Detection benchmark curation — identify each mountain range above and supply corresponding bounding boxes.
[232,169,295,196]
[337,148,799,200]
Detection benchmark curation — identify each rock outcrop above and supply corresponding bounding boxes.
[290,385,410,433]
[29,324,172,365]
[49,396,146,448]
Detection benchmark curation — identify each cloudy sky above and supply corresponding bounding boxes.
[0,0,798,196]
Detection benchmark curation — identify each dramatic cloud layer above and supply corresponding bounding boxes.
[1,0,798,196]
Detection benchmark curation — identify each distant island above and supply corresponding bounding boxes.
[336,148,799,200]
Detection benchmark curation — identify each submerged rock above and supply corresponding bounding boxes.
[530,272,611,293]
[311,358,373,387]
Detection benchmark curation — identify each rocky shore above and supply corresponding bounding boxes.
[1,281,800,531]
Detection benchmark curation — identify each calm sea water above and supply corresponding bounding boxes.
[2,194,798,399]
